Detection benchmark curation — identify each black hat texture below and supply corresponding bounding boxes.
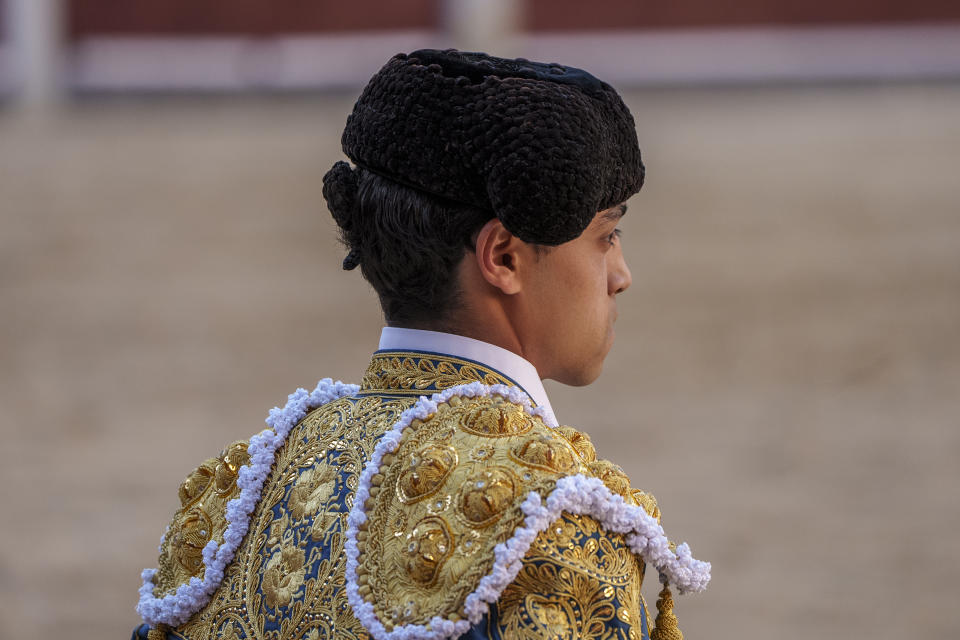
[324,49,644,247]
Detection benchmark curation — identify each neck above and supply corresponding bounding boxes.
[391,300,526,363]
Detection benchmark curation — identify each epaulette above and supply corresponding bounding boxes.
[345,382,710,640]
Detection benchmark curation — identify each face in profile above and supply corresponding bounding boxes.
[517,204,632,386]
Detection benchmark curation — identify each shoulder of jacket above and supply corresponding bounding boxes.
[137,378,361,628]
[347,385,672,639]
[551,424,660,521]
[148,439,252,605]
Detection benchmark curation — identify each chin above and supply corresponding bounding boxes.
[551,360,604,387]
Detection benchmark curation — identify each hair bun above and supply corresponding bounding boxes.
[323,161,359,232]
[323,161,363,270]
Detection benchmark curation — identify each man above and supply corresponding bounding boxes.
[133,49,709,640]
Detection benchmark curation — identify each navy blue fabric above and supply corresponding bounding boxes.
[130,624,152,640]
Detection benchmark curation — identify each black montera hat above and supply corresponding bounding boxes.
[324,49,644,249]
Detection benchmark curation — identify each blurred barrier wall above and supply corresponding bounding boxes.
[2,0,65,104]
[3,0,960,101]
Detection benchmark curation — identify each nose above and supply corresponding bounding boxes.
[609,249,632,296]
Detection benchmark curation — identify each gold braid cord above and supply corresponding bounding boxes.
[650,584,683,640]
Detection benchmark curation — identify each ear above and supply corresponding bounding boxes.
[473,218,528,295]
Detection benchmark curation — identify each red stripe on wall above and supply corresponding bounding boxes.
[67,0,440,37]
[525,0,960,30]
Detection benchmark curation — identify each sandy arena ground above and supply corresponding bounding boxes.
[1,83,959,639]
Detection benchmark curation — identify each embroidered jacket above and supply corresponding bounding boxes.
[133,351,708,640]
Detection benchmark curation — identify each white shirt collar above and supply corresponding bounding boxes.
[378,326,557,425]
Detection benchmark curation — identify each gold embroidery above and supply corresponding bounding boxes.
[361,352,513,393]
[631,490,661,522]
[555,425,598,462]
[288,465,337,521]
[396,444,458,504]
[261,542,307,609]
[403,516,454,585]
[172,391,411,640]
[154,440,250,598]
[147,626,169,640]
[458,467,517,526]
[356,393,590,629]
[219,623,240,640]
[149,354,664,639]
[528,596,578,640]
[588,459,632,498]
[460,402,535,436]
[511,434,579,474]
[493,513,646,640]
[556,425,662,520]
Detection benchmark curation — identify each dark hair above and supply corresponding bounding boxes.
[323,162,492,327]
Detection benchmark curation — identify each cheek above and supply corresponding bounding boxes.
[530,250,608,326]
[573,273,610,336]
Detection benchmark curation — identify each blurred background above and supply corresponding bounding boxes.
[2,1,959,639]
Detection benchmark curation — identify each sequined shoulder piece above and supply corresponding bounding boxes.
[151,441,251,600]
[345,382,711,640]
[347,387,587,635]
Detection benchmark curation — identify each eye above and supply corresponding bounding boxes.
[606,228,622,246]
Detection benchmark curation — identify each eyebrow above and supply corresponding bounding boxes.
[601,203,628,222]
